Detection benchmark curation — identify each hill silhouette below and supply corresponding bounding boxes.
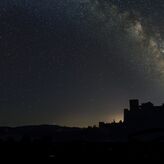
[1,99,164,161]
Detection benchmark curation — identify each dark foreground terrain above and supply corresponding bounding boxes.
[1,142,164,162]
[1,125,164,162]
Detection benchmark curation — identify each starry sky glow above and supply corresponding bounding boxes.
[0,0,164,127]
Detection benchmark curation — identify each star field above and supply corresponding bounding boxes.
[0,0,164,127]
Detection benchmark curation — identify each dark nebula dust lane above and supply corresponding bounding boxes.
[0,0,164,126]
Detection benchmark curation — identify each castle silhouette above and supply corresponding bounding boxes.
[99,99,164,140]
[124,99,164,130]
[100,99,164,127]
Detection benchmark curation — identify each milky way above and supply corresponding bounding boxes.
[86,0,164,82]
[0,0,164,126]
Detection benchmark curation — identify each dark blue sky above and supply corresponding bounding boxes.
[0,0,164,127]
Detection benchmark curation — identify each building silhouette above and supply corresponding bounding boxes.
[98,99,164,141]
[124,99,164,130]
[99,99,164,133]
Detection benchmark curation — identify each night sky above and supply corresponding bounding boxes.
[0,0,164,127]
